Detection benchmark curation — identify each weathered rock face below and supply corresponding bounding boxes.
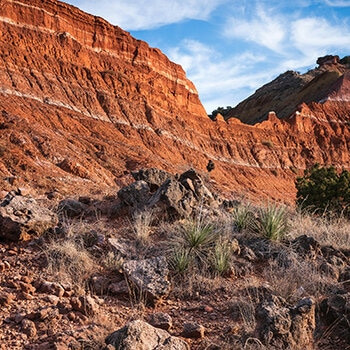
[227,57,350,124]
[0,0,349,203]
[0,191,58,241]
[118,168,218,219]
[256,295,315,349]
[319,292,350,346]
[123,256,171,304]
[105,320,189,350]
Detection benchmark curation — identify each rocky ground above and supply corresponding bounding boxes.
[0,169,349,350]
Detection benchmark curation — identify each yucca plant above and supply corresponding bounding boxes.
[232,204,254,232]
[180,219,217,263]
[210,239,232,276]
[169,246,193,274]
[253,204,289,240]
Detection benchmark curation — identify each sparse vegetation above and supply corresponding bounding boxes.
[288,210,350,249]
[209,106,232,120]
[232,204,254,232]
[174,216,217,265]
[2,169,350,350]
[169,246,192,274]
[131,209,154,246]
[210,239,232,276]
[261,139,274,148]
[45,239,96,289]
[253,204,289,240]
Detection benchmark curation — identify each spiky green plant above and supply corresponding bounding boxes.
[253,204,289,240]
[210,239,232,276]
[180,219,217,263]
[232,204,254,232]
[169,247,192,274]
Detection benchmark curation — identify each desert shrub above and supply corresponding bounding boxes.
[45,239,96,288]
[169,246,193,274]
[232,204,254,232]
[209,106,232,120]
[168,213,219,275]
[178,219,217,263]
[131,209,154,246]
[210,239,232,276]
[253,204,289,240]
[261,139,274,148]
[296,164,350,216]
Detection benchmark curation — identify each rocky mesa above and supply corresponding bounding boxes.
[0,0,349,203]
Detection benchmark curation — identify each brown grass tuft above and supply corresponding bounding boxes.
[44,239,96,290]
[288,211,350,249]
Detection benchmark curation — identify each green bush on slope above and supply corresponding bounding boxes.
[296,164,350,216]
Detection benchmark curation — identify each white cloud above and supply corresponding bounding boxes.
[68,0,227,30]
[167,40,273,112]
[291,17,350,61]
[324,0,350,6]
[223,6,287,52]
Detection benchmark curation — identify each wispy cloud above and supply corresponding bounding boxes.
[167,40,272,112]
[323,0,350,6]
[224,6,287,52]
[68,0,227,30]
[291,17,350,60]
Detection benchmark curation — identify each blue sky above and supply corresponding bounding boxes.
[66,0,350,113]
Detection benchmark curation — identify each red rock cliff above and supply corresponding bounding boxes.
[0,0,349,202]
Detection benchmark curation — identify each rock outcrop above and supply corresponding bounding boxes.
[227,56,350,124]
[256,295,315,349]
[0,0,349,203]
[105,320,189,350]
[123,257,171,304]
[0,190,58,241]
[118,168,217,219]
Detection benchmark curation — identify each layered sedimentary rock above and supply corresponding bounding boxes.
[227,55,350,124]
[0,0,349,202]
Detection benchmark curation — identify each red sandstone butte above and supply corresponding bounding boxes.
[0,0,349,202]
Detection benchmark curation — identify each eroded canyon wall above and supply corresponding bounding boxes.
[0,0,349,202]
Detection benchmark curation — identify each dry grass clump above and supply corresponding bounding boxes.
[169,246,193,275]
[232,204,254,233]
[229,296,256,333]
[288,211,350,249]
[43,219,105,289]
[44,239,96,289]
[210,239,233,276]
[169,213,218,270]
[102,251,124,272]
[168,209,237,277]
[130,209,154,246]
[262,249,332,302]
[171,271,223,300]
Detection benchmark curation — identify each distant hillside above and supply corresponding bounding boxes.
[226,55,350,124]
